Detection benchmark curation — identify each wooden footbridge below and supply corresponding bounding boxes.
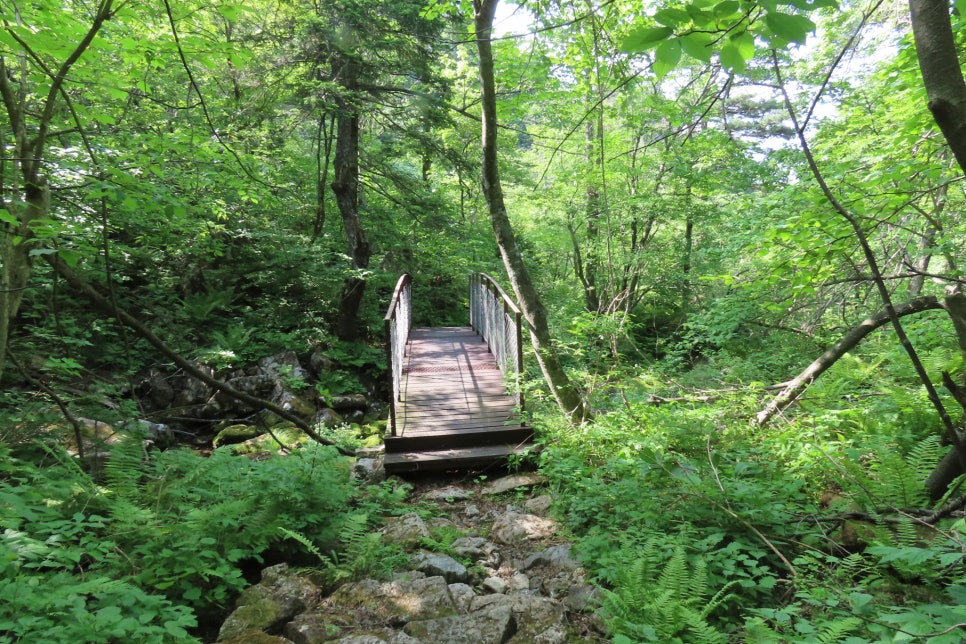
[382,273,533,473]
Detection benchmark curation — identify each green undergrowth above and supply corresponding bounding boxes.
[0,436,401,642]
[536,367,966,642]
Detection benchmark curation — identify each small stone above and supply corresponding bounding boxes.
[484,473,547,495]
[524,494,553,515]
[463,504,480,518]
[422,485,474,502]
[356,445,385,458]
[507,573,530,593]
[412,552,470,584]
[482,577,507,594]
[352,457,385,484]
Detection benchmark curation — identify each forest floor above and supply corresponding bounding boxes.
[216,465,609,643]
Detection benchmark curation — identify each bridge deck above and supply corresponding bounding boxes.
[383,326,532,472]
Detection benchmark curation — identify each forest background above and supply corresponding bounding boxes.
[4,0,966,640]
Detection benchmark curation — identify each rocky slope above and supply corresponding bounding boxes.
[215,471,608,643]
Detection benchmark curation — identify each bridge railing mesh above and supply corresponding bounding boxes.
[469,273,524,411]
[384,274,412,436]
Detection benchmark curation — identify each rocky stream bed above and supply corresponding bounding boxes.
[214,471,609,644]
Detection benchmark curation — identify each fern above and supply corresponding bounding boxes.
[281,512,408,585]
[601,539,733,643]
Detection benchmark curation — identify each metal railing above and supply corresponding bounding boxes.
[469,273,524,411]
[384,274,412,436]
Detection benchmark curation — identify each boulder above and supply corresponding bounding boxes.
[217,564,320,642]
[213,423,265,447]
[329,576,458,623]
[381,513,431,548]
[402,604,516,644]
[490,511,558,545]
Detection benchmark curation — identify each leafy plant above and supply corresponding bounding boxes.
[601,538,736,643]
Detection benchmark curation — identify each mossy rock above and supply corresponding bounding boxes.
[231,423,311,454]
[214,424,265,447]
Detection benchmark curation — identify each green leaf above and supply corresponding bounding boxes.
[764,12,815,45]
[0,208,16,226]
[654,8,691,27]
[733,31,755,59]
[655,38,682,70]
[680,32,714,62]
[720,42,746,73]
[713,0,741,18]
[622,26,674,52]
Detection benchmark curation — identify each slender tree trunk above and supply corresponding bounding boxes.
[331,56,371,341]
[908,0,966,174]
[473,0,589,423]
[755,296,944,426]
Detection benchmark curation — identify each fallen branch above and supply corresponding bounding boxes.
[755,296,943,427]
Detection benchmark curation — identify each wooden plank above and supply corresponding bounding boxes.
[385,325,532,471]
[383,444,530,473]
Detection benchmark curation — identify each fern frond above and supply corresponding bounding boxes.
[104,436,147,501]
[817,615,862,642]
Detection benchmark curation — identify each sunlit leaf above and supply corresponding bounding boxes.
[765,12,815,45]
[654,8,691,27]
[720,42,746,73]
[622,26,674,53]
[680,32,714,62]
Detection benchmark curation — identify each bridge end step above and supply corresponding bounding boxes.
[384,425,533,453]
[383,443,531,474]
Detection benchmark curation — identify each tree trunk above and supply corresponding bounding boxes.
[908,0,966,175]
[473,0,589,423]
[755,296,944,426]
[331,56,371,341]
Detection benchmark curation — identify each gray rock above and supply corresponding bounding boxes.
[490,511,558,545]
[356,445,385,458]
[563,584,601,613]
[451,536,486,550]
[328,394,369,411]
[329,576,457,623]
[523,544,579,572]
[309,351,335,376]
[217,589,305,641]
[523,495,553,516]
[283,611,338,644]
[403,604,516,644]
[448,583,477,614]
[218,564,319,642]
[381,513,430,548]
[314,407,343,428]
[463,504,481,518]
[482,577,507,594]
[506,573,530,593]
[337,632,420,644]
[422,485,475,502]
[470,594,567,642]
[412,551,470,584]
[484,473,547,495]
[353,457,385,484]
